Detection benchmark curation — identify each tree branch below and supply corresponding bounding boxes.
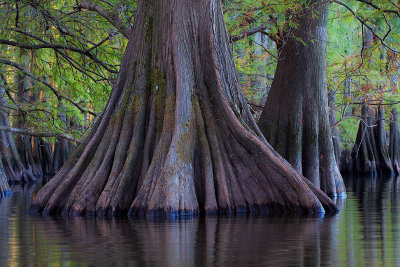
[0,35,118,74]
[0,126,80,143]
[76,0,131,39]
[332,0,399,54]
[0,58,98,116]
[230,25,267,42]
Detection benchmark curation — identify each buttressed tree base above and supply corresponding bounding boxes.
[258,0,346,198]
[30,0,337,218]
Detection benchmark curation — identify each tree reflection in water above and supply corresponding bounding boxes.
[0,176,400,266]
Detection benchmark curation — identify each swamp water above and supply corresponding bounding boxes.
[0,175,400,266]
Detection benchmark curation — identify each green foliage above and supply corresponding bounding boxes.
[0,0,133,140]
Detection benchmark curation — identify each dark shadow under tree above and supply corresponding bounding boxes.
[30,0,337,217]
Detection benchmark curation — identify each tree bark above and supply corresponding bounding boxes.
[50,111,72,176]
[329,90,341,166]
[0,159,11,197]
[374,104,393,175]
[389,108,400,175]
[29,0,337,217]
[351,104,393,176]
[14,51,43,179]
[258,0,345,197]
[0,73,36,185]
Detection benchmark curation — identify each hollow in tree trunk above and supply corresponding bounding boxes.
[258,0,345,197]
[29,0,337,217]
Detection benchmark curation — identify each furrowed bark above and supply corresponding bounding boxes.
[30,0,337,218]
[258,0,345,197]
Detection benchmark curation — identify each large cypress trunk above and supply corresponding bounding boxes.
[258,0,345,197]
[29,0,337,217]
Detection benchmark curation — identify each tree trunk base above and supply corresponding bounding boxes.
[29,0,338,218]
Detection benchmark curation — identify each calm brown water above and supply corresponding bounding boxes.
[0,175,400,266]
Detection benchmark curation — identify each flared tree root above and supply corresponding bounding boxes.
[29,0,337,218]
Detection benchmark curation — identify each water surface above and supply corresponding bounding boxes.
[1,175,400,266]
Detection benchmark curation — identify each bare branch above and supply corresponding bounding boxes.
[0,58,98,116]
[76,0,131,39]
[0,35,118,74]
[333,0,399,54]
[0,126,80,143]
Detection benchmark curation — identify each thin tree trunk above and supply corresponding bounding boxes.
[374,104,393,175]
[329,90,341,166]
[30,0,337,217]
[0,73,35,185]
[50,106,72,176]
[352,104,393,176]
[258,0,345,197]
[14,50,42,178]
[389,108,400,174]
[352,104,378,176]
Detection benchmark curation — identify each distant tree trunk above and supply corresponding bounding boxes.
[389,52,400,175]
[28,88,53,177]
[352,105,377,175]
[389,108,400,174]
[0,74,35,185]
[258,0,345,197]
[33,137,53,176]
[351,104,393,176]
[30,0,337,217]
[50,108,72,176]
[329,90,341,166]
[374,104,393,175]
[14,51,42,178]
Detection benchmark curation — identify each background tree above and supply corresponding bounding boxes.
[257,0,345,197]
